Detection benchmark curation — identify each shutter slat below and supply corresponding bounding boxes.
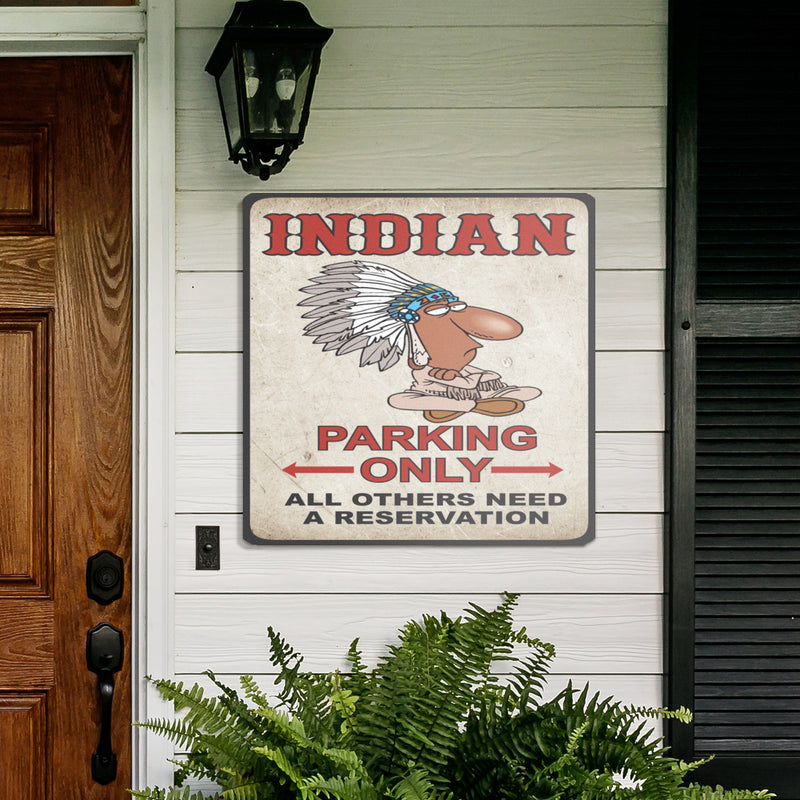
[696,535,800,549]
[697,630,800,642]
[696,646,800,659]
[697,498,800,510]
[697,699,800,710]
[696,713,800,725]
[696,739,800,753]
[697,671,800,685]
[695,612,800,624]
[694,469,800,482]
[696,521,800,534]
[696,483,800,497]
[696,549,800,561]
[697,562,800,575]
[697,685,800,699]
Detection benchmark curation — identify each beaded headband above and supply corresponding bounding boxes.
[387,283,459,323]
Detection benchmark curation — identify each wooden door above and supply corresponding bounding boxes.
[0,57,132,798]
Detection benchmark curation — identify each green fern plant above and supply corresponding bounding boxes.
[131,594,774,800]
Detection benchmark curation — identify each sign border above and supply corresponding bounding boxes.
[243,193,595,545]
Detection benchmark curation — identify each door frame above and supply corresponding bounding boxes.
[0,3,175,791]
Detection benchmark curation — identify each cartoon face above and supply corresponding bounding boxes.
[300,261,526,374]
[412,300,523,371]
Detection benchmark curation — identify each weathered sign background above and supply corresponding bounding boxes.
[245,194,594,542]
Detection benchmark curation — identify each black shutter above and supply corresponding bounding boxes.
[695,338,800,753]
[667,1,800,795]
[695,2,800,303]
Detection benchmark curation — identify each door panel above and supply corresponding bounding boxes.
[0,123,51,234]
[0,57,132,799]
[0,313,50,593]
[0,693,47,800]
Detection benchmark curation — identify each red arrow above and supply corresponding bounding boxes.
[283,462,355,478]
[491,462,563,478]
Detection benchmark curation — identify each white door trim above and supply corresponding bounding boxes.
[0,2,176,790]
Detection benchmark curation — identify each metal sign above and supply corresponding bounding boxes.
[244,194,594,543]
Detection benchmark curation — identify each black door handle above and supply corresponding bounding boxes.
[86,622,123,785]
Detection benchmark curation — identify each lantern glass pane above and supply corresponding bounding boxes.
[219,59,242,152]
[241,47,312,139]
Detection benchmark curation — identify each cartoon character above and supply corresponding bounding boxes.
[299,260,541,422]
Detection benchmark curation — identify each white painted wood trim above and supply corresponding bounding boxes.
[0,8,145,37]
[0,4,176,791]
[138,0,177,790]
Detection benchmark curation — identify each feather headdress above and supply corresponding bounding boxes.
[299,260,458,371]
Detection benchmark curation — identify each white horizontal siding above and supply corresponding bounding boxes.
[169,0,669,729]
[175,272,243,351]
[595,352,665,431]
[177,0,666,29]
[177,27,666,111]
[174,432,663,515]
[178,108,665,191]
[174,593,661,675]
[175,269,664,354]
[175,513,662,594]
[176,190,665,273]
[175,351,664,432]
[595,271,665,350]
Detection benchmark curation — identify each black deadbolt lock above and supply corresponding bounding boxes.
[87,550,124,605]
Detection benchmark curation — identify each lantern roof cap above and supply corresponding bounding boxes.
[206,0,332,76]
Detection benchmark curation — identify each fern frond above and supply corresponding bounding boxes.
[354,594,525,792]
[128,786,210,800]
[319,746,370,779]
[140,674,282,790]
[267,626,306,702]
[219,782,273,800]
[452,680,690,800]
[675,755,715,779]
[500,637,556,715]
[204,672,268,736]
[346,639,369,681]
[252,745,309,794]
[147,673,261,749]
[300,773,377,800]
[239,674,271,710]
[135,717,204,753]
[680,785,776,800]
[267,626,337,746]
[388,767,446,800]
[253,702,309,745]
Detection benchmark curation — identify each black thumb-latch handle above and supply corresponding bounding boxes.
[86,623,124,785]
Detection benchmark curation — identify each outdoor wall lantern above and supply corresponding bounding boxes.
[205,0,333,180]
